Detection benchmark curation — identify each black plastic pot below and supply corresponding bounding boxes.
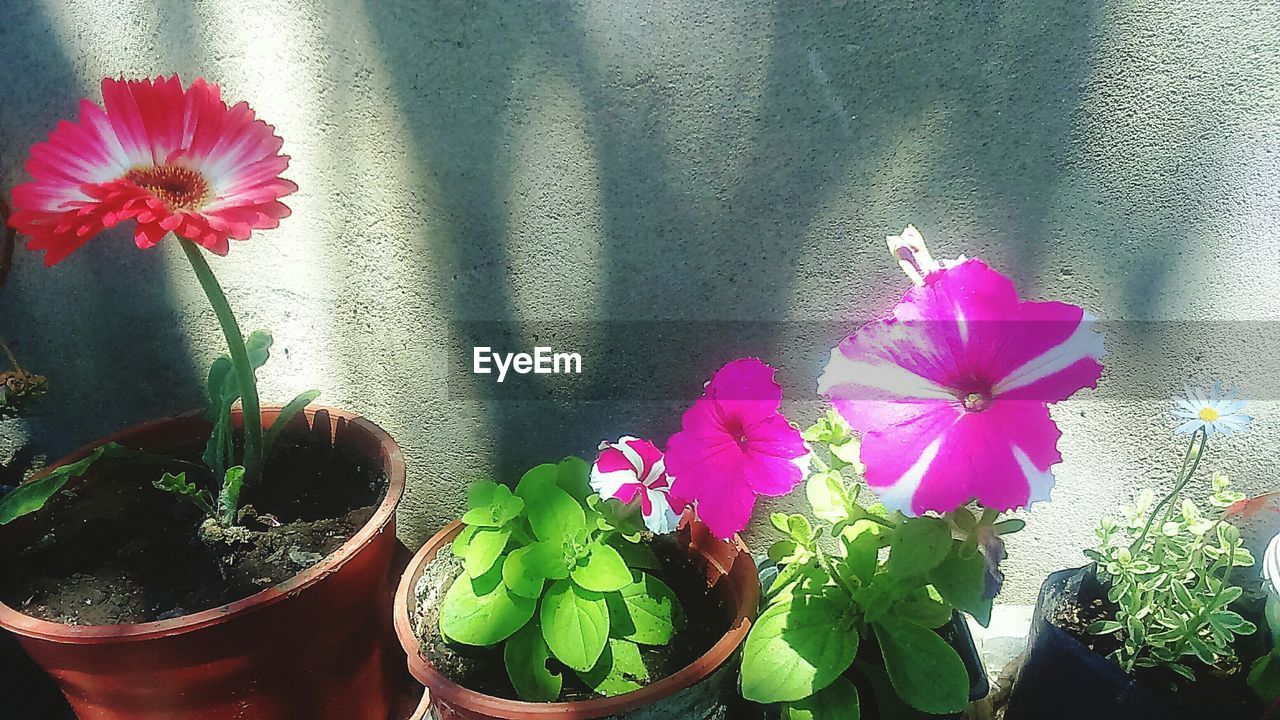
[1006,566,1267,720]
[751,563,990,719]
[0,628,74,719]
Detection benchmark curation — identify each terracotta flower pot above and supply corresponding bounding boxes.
[0,406,406,720]
[394,516,759,720]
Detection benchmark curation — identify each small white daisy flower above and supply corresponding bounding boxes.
[1173,383,1252,436]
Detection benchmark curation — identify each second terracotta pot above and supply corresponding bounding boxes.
[394,515,759,720]
[0,406,406,720]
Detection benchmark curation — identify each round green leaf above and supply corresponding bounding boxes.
[439,568,536,646]
[806,471,851,524]
[873,616,968,714]
[741,597,859,704]
[929,548,992,627]
[576,638,649,697]
[886,517,952,578]
[572,541,633,593]
[541,579,610,672]
[782,675,860,720]
[503,542,565,599]
[504,621,563,702]
[518,465,586,541]
[607,572,681,645]
[465,527,511,579]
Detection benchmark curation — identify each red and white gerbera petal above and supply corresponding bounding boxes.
[590,436,685,535]
[8,75,296,265]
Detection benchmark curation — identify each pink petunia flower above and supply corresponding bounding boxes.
[590,436,686,534]
[665,358,811,540]
[9,75,296,265]
[818,235,1104,517]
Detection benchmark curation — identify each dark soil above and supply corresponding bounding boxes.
[0,431,387,625]
[415,534,731,702]
[1048,566,1266,710]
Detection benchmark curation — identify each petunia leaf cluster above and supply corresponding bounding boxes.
[440,458,684,702]
[1086,470,1257,682]
[739,411,1016,718]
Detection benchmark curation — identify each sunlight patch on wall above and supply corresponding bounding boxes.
[196,0,338,403]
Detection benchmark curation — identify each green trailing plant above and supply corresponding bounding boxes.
[1085,432,1257,683]
[738,410,1019,718]
[439,457,685,701]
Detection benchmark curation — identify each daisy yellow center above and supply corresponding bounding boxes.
[125,165,211,210]
[1199,407,1220,422]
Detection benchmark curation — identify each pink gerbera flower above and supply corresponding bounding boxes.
[590,436,686,534]
[665,358,811,540]
[9,75,296,265]
[817,227,1104,516]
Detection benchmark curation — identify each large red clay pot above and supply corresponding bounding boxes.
[0,406,406,720]
[394,514,759,720]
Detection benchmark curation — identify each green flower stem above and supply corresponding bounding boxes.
[179,239,263,485]
[1132,429,1206,552]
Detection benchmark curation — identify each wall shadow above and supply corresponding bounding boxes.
[360,0,1108,479]
[0,1,207,460]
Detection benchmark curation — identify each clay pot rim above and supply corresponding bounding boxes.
[0,404,406,644]
[393,516,759,718]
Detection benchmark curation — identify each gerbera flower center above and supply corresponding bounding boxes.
[125,165,211,210]
[1199,407,1220,422]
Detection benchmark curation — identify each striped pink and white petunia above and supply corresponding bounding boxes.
[818,244,1104,517]
[591,436,686,534]
[8,75,296,265]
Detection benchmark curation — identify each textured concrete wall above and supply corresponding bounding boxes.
[1,0,1278,603]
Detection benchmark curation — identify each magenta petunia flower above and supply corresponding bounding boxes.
[9,75,296,265]
[818,241,1104,517]
[590,436,686,534]
[665,358,811,540]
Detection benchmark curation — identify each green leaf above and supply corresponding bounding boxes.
[782,675,860,720]
[929,546,991,627]
[541,580,610,672]
[886,517,952,579]
[262,389,320,458]
[451,525,478,556]
[740,597,859,703]
[461,482,524,528]
[840,530,880,586]
[873,615,969,714]
[517,465,586,541]
[153,471,214,516]
[439,567,535,646]
[504,621,563,702]
[607,572,681,645]
[830,440,862,468]
[577,638,649,696]
[572,541,634,593]
[806,471,851,524]
[465,528,511,578]
[202,331,273,479]
[891,588,953,629]
[1248,651,1280,703]
[1,443,174,525]
[217,466,245,527]
[204,356,235,418]
[556,456,593,500]
[502,541,564,599]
